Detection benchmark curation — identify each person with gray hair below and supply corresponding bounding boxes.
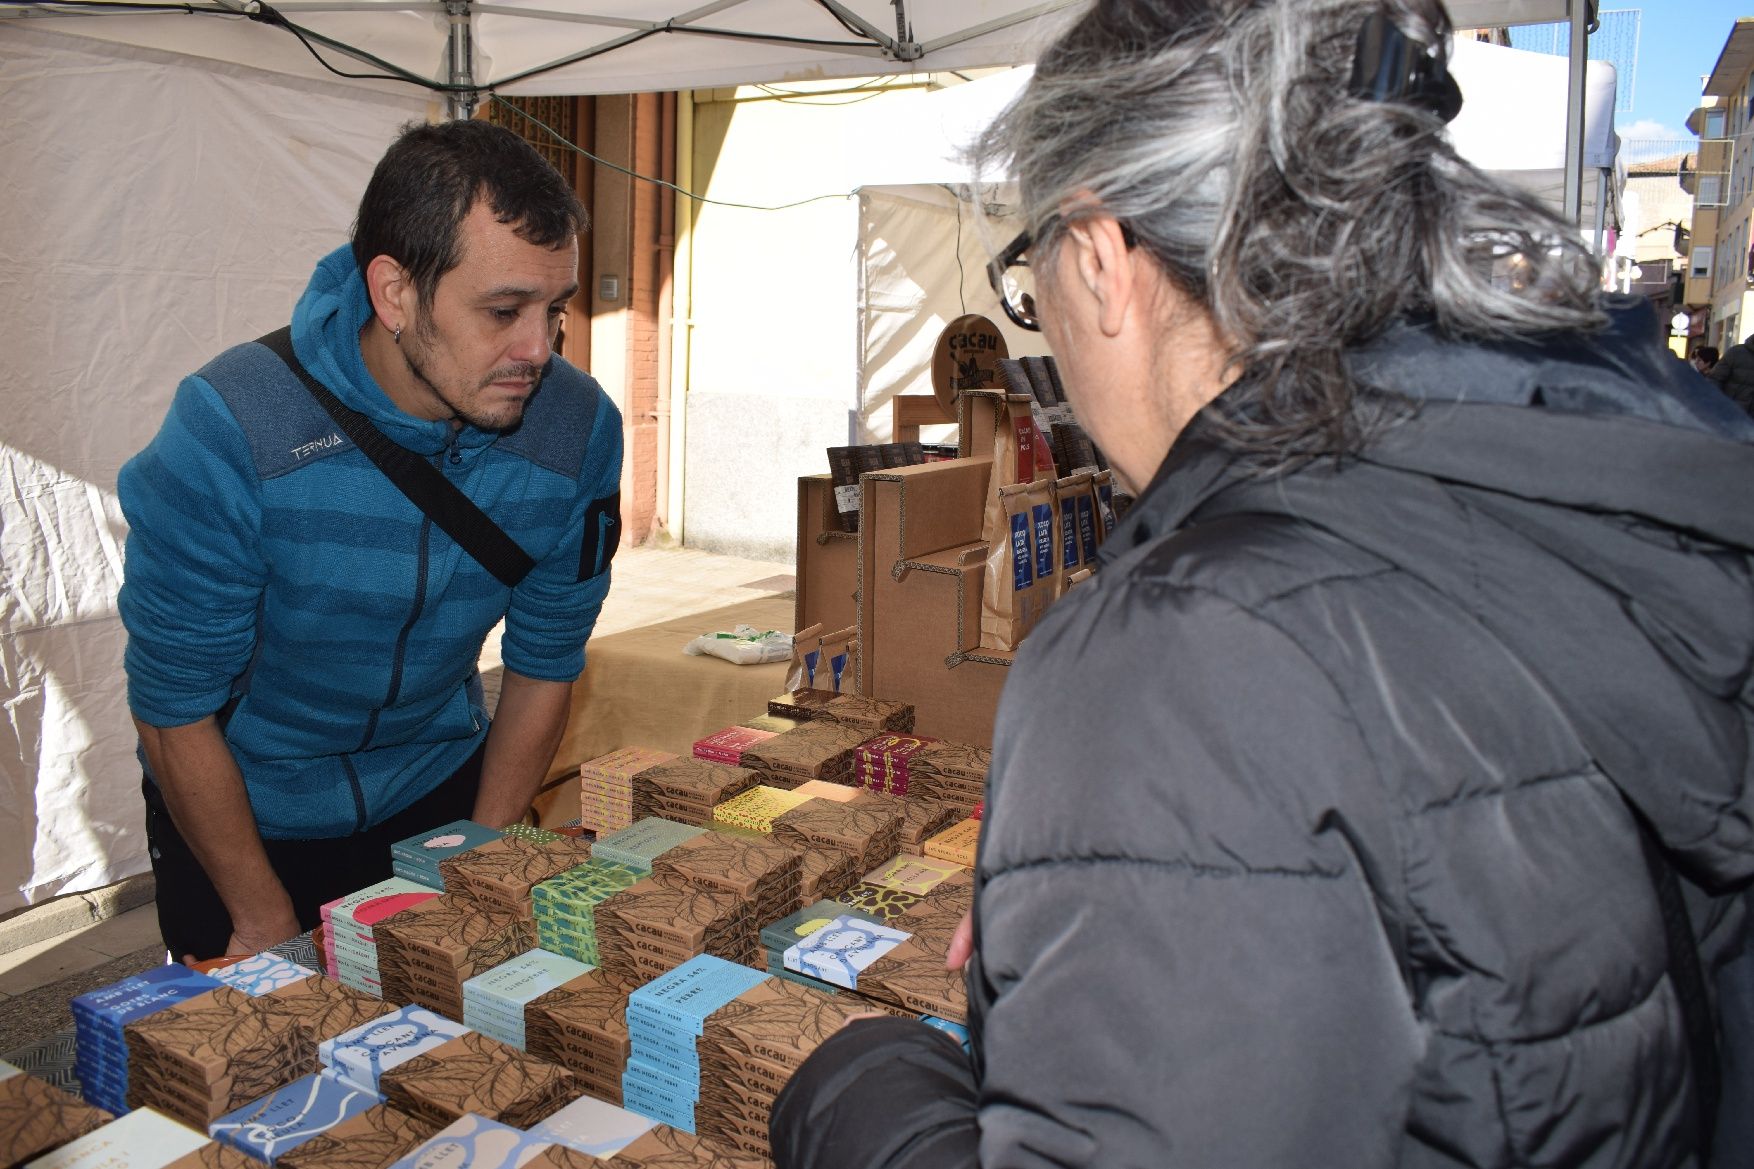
[770,2,1754,1167]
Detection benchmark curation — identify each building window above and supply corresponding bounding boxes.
[1706,108,1728,138]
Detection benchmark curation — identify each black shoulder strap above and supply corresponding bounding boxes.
[1631,805,1720,1164]
[256,326,536,589]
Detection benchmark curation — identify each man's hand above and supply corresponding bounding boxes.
[946,910,974,971]
[183,912,303,967]
[475,671,573,827]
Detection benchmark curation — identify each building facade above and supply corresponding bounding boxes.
[1684,20,1754,354]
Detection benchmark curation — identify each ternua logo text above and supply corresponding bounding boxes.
[291,433,344,460]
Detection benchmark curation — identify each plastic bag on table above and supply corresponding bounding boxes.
[683,624,793,666]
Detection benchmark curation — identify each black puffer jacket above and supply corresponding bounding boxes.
[772,302,1754,1169]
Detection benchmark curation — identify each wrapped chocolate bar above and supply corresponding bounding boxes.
[889,794,962,852]
[388,820,502,891]
[901,740,991,815]
[531,860,643,967]
[208,1073,383,1164]
[770,795,903,873]
[378,1030,576,1131]
[862,853,964,897]
[738,722,869,790]
[318,1005,471,1096]
[580,747,678,836]
[839,881,923,924]
[780,915,911,991]
[463,949,594,1051]
[595,878,759,984]
[651,832,803,924]
[710,785,811,834]
[71,965,225,1116]
[529,1094,655,1160]
[592,818,707,876]
[923,817,982,868]
[372,895,534,1021]
[815,695,915,736]
[122,984,302,1129]
[790,780,858,803]
[437,834,594,919]
[253,975,398,1074]
[0,1062,112,1165]
[737,714,804,735]
[321,878,442,994]
[621,956,770,1137]
[523,969,636,1104]
[632,758,761,826]
[382,1112,560,1169]
[852,733,941,796]
[275,1102,441,1169]
[208,954,317,998]
[691,726,778,767]
[851,938,968,1023]
[797,847,861,905]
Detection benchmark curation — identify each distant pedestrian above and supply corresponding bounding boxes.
[1708,336,1754,415]
[1692,345,1720,375]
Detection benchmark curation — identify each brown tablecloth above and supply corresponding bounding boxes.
[533,595,794,826]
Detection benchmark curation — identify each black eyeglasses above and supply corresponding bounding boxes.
[986,219,1138,333]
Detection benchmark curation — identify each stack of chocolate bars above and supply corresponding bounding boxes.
[781,915,912,992]
[524,969,636,1105]
[439,834,595,920]
[888,794,962,853]
[695,977,872,1161]
[651,833,803,930]
[530,860,643,966]
[759,900,879,993]
[378,1030,577,1130]
[738,722,869,790]
[590,818,706,876]
[594,879,757,986]
[579,748,677,836]
[923,817,982,867]
[710,785,810,834]
[462,949,595,1051]
[72,965,224,1115]
[690,726,776,767]
[390,819,502,890]
[797,847,862,905]
[852,732,939,795]
[208,1071,383,1164]
[318,1004,471,1096]
[371,896,532,1020]
[898,741,991,814]
[764,687,838,721]
[770,794,904,873]
[321,878,439,995]
[121,984,298,1130]
[849,872,974,1024]
[815,696,915,735]
[209,954,317,998]
[620,956,769,1135]
[251,974,397,1076]
[631,758,760,826]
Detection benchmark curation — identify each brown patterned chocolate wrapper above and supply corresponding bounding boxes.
[605,1125,773,1169]
[633,759,762,825]
[379,1030,576,1130]
[526,1146,606,1169]
[816,696,915,734]
[596,879,756,985]
[374,896,533,1017]
[738,723,869,788]
[161,1143,265,1168]
[123,985,303,1127]
[438,835,594,918]
[852,938,968,1022]
[524,970,634,1099]
[886,795,961,851]
[765,687,838,721]
[700,978,866,1071]
[650,832,802,919]
[275,1102,442,1169]
[769,800,901,875]
[797,848,862,904]
[0,1069,111,1165]
[254,974,397,1068]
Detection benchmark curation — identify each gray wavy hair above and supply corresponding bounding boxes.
[974,0,1608,459]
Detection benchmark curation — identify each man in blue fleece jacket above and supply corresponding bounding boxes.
[118,120,621,961]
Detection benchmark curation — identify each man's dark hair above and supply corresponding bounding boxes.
[352,119,587,309]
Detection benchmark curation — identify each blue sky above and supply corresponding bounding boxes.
[1616,1,1747,144]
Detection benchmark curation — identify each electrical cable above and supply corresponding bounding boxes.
[490,94,855,213]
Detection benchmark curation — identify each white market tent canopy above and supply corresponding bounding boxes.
[1,0,1606,914]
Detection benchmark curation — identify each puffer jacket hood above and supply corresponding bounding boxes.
[1118,297,1754,892]
[289,243,500,458]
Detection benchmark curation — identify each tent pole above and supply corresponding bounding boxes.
[1561,0,1589,223]
[1593,166,1608,260]
[447,0,478,120]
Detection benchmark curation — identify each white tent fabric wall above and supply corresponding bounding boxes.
[857,184,1045,440]
[0,24,429,912]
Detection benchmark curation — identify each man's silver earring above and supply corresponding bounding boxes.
[393,325,402,344]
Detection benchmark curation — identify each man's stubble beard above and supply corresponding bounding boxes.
[400,312,540,433]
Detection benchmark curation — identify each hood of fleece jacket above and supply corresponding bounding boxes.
[289,244,499,458]
[1113,297,1754,889]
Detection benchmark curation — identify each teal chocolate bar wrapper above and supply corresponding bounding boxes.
[626,956,769,1036]
[389,820,503,866]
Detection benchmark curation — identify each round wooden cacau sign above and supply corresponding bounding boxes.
[931,314,1009,413]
